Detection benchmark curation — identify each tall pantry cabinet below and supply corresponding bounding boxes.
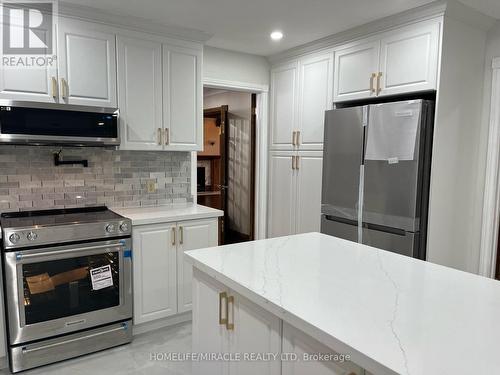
[268,51,333,238]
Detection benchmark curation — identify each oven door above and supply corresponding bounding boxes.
[3,238,132,345]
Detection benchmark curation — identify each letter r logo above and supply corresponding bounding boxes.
[2,1,54,54]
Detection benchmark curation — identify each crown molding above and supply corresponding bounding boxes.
[267,1,448,64]
[58,1,213,43]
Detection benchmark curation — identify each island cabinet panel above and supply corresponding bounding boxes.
[192,270,281,375]
[132,223,178,324]
[282,322,364,375]
[133,218,218,325]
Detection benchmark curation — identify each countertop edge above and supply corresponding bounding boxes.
[184,254,398,375]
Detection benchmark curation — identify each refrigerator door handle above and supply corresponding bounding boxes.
[324,215,358,227]
[364,222,407,237]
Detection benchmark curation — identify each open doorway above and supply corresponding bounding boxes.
[197,88,256,245]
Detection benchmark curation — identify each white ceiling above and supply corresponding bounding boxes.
[64,0,500,56]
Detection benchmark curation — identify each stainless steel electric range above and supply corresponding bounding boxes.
[0,206,133,373]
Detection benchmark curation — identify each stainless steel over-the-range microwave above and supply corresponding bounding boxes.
[0,100,119,146]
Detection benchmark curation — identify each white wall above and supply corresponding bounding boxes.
[203,46,270,87]
[426,15,489,273]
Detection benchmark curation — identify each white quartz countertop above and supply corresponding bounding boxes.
[185,232,500,375]
[111,203,223,225]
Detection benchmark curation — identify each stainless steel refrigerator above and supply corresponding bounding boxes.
[320,99,434,259]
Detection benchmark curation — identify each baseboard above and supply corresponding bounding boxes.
[132,312,192,336]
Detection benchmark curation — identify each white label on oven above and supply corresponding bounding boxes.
[90,265,113,290]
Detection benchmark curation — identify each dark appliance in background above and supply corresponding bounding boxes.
[0,100,119,146]
[321,99,434,260]
[197,166,206,192]
[0,207,133,372]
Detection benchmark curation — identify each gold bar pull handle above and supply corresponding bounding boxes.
[370,73,377,94]
[171,227,176,246]
[179,226,184,245]
[157,128,162,145]
[219,292,228,325]
[164,128,170,145]
[296,131,300,146]
[291,155,295,170]
[60,78,68,99]
[296,155,300,170]
[376,72,383,94]
[292,131,296,146]
[226,295,234,330]
[51,77,58,99]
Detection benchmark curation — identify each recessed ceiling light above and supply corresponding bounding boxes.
[270,31,283,41]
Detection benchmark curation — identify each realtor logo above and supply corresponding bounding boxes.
[2,1,55,54]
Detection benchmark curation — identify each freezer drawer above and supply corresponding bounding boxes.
[320,215,358,243]
[362,226,420,258]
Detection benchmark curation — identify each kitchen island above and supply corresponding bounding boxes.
[185,232,500,375]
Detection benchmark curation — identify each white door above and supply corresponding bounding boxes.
[282,323,364,375]
[298,52,333,150]
[117,35,163,150]
[295,152,323,234]
[58,18,117,107]
[192,269,229,375]
[163,43,203,150]
[270,61,298,150]
[132,223,177,324]
[379,20,440,96]
[0,12,57,103]
[177,219,218,313]
[268,151,296,238]
[228,292,281,375]
[333,40,380,102]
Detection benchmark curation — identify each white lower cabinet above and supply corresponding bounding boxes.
[282,323,363,375]
[193,271,366,375]
[132,218,218,325]
[192,270,281,375]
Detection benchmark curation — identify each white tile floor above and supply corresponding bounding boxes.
[1,322,193,375]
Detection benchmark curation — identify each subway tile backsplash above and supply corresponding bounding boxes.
[0,146,192,212]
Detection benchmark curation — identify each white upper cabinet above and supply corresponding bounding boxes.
[298,52,333,150]
[333,18,441,102]
[163,43,203,151]
[58,18,117,107]
[379,21,440,96]
[117,35,163,150]
[270,61,298,150]
[334,40,380,102]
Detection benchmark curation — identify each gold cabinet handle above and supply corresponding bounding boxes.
[296,155,300,170]
[296,131,300,146]
[164,128,170,145]
[60,78,68,99]
[171,227,176,246]
[370,73,377,94]
[291,155,295,170]
[51,77,58,99]
[179,226,183,245]
[157,128,162,145]
[219,292,228,325]
[226,295,234,330]
[376,72,382,94]
[292,131,296,146]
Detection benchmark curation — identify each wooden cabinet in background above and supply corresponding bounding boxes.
[198,118,221,156]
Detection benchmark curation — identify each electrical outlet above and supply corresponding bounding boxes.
[146,180,157,193]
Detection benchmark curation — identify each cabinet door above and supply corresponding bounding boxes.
[267,151,296,238]
[177,219,218,313]
[117,35,163,150]
[298,52,333,150]
[192,269,229,375]
[295,151,323,234]
[58,18,117,107]
[282,323,364,375]
[379,20,440,96]
[270,61,298,150]
[333,40,380,102]
[163,43,203,151]
[228,292,281,375]
[132,223,177,324]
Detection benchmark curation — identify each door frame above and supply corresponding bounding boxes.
[479,57,500,278]
[193,78,269,240]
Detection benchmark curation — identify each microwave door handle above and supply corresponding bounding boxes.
[15,242,126,261]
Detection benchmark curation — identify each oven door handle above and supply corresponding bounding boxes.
[15,242,126,261]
